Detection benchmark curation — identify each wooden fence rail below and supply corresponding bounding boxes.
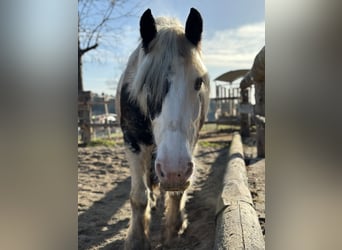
[214,133,265,249]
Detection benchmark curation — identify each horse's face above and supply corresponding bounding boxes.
[152,58,209,191]
[137,9,209,191]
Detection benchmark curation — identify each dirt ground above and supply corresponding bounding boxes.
[78,129,265,249]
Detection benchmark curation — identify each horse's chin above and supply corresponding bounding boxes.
[160,180,190,192]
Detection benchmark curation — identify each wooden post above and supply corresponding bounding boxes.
[224,87,227,101]
[92,126,97,140]
[251,47,265,158]
[240,88,250,137]
[255,115,265,158]
[103,96,111,138]
[78,91,92,145]
[228,87,232,116]
[254,82,265,157]
[214,133,265,249]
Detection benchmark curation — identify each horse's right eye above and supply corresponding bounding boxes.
[194,77,202,91]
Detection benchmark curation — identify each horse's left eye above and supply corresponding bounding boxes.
[194,77,203,91]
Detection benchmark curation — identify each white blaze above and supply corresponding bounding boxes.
[153,62,201,171]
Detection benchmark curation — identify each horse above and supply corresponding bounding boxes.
[115,8,210,249]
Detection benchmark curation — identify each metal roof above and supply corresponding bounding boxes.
[214,69,250,83]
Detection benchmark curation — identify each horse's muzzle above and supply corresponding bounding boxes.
[155,161,194,191]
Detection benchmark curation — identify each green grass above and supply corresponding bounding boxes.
[198,140,229,148]
[88,138,117,147]
[109,131,123,138]
[201,123,239,132]
[201,124,220,131]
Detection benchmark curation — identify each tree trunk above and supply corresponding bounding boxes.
[78,37,83,93]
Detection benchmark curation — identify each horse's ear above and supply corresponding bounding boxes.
[140,9,157,52]
[185,8,203,47]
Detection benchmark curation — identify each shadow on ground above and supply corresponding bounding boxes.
[78,177,130,250]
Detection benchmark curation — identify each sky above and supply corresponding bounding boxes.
[81,0,265,97]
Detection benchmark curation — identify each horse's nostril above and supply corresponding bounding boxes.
[160,171,165,177]
[177,173,181,177]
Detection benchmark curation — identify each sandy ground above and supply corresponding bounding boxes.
[78,130,265,249]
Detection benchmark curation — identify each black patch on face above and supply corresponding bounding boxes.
[146,78,171,120]
[120,84,154,153]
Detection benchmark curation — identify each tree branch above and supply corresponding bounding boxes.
[80,43,99,56]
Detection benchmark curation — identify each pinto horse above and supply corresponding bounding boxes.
[116,8,210,249]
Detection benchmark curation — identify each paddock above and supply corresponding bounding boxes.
[78,126,265,249]
[78,45,265,249]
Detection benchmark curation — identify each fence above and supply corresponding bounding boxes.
[78,87,255,144]
[78,92,119,144]
[78,88,259,143]
[206,83,254,128]
[240,46,265,157]
[214,133,265,249]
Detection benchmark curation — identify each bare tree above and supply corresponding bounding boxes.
[78,0,141,92]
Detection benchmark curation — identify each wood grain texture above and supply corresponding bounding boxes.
[214,133,265,249]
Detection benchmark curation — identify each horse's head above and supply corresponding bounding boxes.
[132,8,209,191]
